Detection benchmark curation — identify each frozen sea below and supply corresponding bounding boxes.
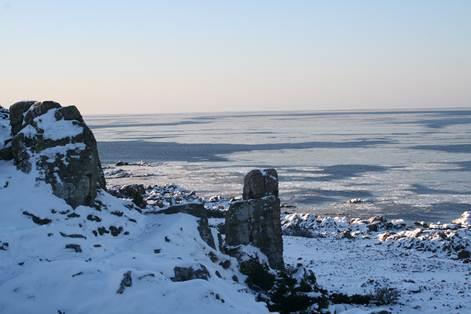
[87,109,471,222]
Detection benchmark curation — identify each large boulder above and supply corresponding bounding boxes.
[243,168,278,200]
[8,101,106,207]
[225,168,283,269]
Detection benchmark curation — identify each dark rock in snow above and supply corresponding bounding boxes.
[0,241,8,251]
[338,230,354,239]
[109,226,123,237]
[65,244,82,253]
[109,184,147,208]
[59,232,87,239]
[116,271,132,294]
[86,214,102,222]
[22,211,52,225]
[148,203,207,218]
[197,217,216,249]
[457,249,470,260]
[219,260,231,269]
[171,264,210,282]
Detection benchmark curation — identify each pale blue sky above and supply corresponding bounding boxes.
[1,0,470,114]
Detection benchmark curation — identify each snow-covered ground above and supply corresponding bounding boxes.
[0,161,268,314]
[283,213,471,314]
[285,236,470,314]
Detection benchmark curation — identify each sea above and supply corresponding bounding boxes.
[87,109,471,222]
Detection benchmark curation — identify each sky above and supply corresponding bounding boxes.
[0,0,470,114]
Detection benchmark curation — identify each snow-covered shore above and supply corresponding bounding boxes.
[1,102,470,313]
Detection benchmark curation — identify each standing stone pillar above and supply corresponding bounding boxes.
[225,169,284,269]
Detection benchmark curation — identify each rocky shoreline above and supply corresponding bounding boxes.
[1,101,470,314]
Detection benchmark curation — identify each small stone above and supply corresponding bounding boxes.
[219,260,231,269]
[87,214,101,222]
[458,250,470,260]
[116,271,132,294]
[22,211,52,225]
[65,244,82,253]
[171,265,210,282]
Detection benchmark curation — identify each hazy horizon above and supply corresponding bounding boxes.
[78,106,471,117]
[1,0,470,115]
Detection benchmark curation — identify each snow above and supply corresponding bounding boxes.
[284,235,470,314]
[33,108,83,140]
[0,160,269,314]
[282,210,471,314]
[40,143,86,163]
[18,124,37,138]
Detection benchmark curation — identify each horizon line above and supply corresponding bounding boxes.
[82,105,471,117]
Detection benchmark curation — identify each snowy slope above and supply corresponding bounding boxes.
[0,160,268,314]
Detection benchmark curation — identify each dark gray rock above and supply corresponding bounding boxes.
[146,203,207,218]
[110,184,147,208]
[22,211,52,225]
[171,264,210,282]
[9,101,36,136]
[457,249,470,260]
[225,195,284,269]
[225,168,284,269]
[116,271,132,294]
[242,168,278,200]
[197,216,216,249]
[8,101,106,207]
[65,244,82,253]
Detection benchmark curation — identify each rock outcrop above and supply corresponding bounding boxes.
[225,168,283,269]
[5,101,105,207]
[243,168,279,200]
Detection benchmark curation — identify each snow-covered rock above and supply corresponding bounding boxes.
[452,211,471,228]
[7,101,106,207]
